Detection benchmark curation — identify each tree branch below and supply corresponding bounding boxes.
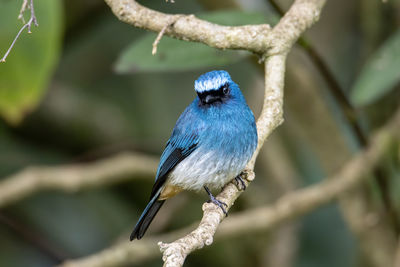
[104,0,271,54]
[0,152,158,207]
[95,0,324,265]
[60,106,400,267]
[3,0,326,265]
[104,0,325,56]
[157,53,286,267]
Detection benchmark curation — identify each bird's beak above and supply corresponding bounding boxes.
[203,94,219,104]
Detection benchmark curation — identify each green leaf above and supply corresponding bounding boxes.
[0,0,63,124]
[114,10,273,74]
[350,29,400,106]
[114,35,246,73]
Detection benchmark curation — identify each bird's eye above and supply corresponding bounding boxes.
[222,84,229,95]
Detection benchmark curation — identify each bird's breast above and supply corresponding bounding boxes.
[166,102,257,192]
[167,129,255,191]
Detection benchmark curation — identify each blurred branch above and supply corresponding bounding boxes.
[259,135,300,266]
[0,211,69,262]
[268,0,355,125]
[262,223,298,267]
[0,152,158,208]
[0,0,38,63]
[268,0,366,134]
[339,188,398,267]
[269,0,400,234]
[395,239,400,267]
[60,107,400,266]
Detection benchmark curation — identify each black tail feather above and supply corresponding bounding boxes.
[130,198,165,241]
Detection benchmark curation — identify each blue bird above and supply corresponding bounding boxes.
[130,70,258,240]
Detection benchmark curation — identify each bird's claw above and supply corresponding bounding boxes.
[234,174,247,190]
[207,196,228,215]
[204,186,228,215]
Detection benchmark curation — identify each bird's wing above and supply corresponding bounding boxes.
[131,127,199,240]
[149,132,199,199]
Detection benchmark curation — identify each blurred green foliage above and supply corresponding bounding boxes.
[0,0,63,124]
[0,0,399,267]
[351,29,400,106]
[115,34,245,73]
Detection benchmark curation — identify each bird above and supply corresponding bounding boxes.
[130,70,258,241]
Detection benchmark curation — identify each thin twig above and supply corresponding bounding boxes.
[152,17,182,55]
[18,0,29,23]
[152,24,169,55]
[27,0,39,33]
[1,0,38,62]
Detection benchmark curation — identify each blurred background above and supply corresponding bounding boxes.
[1,0,400,266]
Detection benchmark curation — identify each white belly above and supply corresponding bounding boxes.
[167,147,246,191]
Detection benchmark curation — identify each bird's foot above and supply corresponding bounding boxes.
[207,196,228,215]
[234,174,247,191]
[204,186,228,215]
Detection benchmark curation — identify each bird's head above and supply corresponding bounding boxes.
[194,70,243,106]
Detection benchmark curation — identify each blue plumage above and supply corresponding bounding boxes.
[130,70,257,240]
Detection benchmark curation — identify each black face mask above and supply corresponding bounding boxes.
[197,83,230,105]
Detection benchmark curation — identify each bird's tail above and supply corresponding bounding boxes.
[130,192,165,241]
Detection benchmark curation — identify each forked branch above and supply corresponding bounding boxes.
[101,0,326,265]
[1,0,38,62]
